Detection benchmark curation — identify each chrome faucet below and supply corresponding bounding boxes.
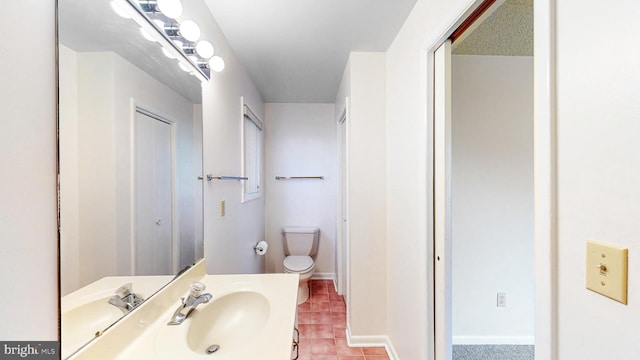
[167,282,213,325]
[108,283,144,314]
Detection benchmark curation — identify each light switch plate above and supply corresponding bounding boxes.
[586,240,628,304]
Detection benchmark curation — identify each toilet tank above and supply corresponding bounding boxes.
[282,226,320,256]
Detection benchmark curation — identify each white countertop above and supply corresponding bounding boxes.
[68,261,299,360]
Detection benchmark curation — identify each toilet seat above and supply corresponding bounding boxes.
[283,256,314,273]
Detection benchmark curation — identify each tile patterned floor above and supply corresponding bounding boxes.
[295,279,390,360]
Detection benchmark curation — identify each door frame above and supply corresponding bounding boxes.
[427,1,557,359]
[130,100,179,275]
[336,97,351,304]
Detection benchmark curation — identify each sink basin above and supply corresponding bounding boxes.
[67,272,299,360]
[187,291,270,355]
[62,297,124,355]
[149,275,298,360]
[61,275,173,359]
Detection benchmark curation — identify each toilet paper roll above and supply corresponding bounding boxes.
[254,241,268,255]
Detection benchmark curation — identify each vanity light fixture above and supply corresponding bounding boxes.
[163,23,180,37]
[137,0,180,18]
[110,0,225,82]
[179,20,201,42]
[195,41,214,59]
[156,0,182,19]
[209,56,225,73]
[152,19,165,29]
[188,55,200,67]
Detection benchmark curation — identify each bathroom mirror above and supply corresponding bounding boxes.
[58,0,204,356]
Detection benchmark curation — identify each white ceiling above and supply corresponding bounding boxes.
[204,0,418,103]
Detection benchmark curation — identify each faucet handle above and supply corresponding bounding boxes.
[108,295,127,307]
[115,283,133,298]
[189,282,206,298]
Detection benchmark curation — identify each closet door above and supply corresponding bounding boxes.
[134,110,173,275]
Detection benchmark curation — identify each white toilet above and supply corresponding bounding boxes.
[282,226,320,304]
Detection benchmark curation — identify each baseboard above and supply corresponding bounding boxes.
[345,326,400,360]
[452,336,535,345]
[311,272,335,280]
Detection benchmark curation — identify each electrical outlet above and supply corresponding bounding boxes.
[497,293,506,307]
[220,200,225,217]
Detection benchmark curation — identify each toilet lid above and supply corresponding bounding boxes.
[283,256,314,272]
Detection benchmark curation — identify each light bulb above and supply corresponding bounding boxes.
[195,41,214,59]
[140,28,156,42]
[157,0,183,19]
[110,0,131,18]
[209,56,225,72]
[179,20,201,42]
[188,55,200,65]
[179,62,191,72]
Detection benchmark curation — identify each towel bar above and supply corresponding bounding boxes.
[275,176,324,180]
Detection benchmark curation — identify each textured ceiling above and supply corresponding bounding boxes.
[204,0,418,103]
[453,0,533,56]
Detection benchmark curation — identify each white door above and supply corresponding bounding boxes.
[434,40,453,360]
[134,110,173,275]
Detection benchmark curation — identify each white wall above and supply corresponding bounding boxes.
[555,0,640,358]
[0,0,57,340]
[60,48,200,292]
[385,0,640,358]
[451,55,534,344]
[385,0,475,358]
[263,103,337,277]
[336,52,387,339]
[198,0,266,275]
[6,1,638,357]
[75,52,117,287]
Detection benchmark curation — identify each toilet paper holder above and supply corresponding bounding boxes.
[254,241,268,255]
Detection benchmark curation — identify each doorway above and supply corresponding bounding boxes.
[133,108,174,275]
[433,0,535,359]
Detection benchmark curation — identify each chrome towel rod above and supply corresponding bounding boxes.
[275,176,324,180]
[206,175,248,181]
